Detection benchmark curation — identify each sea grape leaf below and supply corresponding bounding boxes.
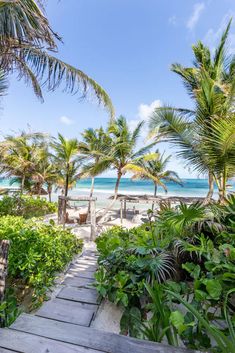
[182,262,201,279]
[204,279,222,299]
[170,310,187,334]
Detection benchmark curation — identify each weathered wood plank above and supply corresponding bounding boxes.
[67,268,95,279]
[74,259,97,267]
[0,241,10,302]
[62,275,94,288]
[71,263,97,272]
[36,298,95,326]
[57,287,99,305]
[0,329,105,353]
[11,314,199,353]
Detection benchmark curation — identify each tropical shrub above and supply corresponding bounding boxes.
[95,200,235,352]
[0,216,82,326]
[0,195,57,219]
[95,225,176,333]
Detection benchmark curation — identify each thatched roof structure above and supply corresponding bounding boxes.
[109,194,206,204]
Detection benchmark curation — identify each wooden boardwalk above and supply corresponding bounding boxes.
[0,245,196,353]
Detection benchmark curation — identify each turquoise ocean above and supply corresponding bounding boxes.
[1,178,235,205]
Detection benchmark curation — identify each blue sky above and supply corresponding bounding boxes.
[2,0,235,177]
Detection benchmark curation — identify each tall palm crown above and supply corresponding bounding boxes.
[52,133,80,196]
[149,20,235,202]
[128,151,182,196]
[94,116,154,178]
[0,0,114,116]
[78,127,112,200]
[0,132,46,192]
[93,116,155,219]
[79,127,111,166]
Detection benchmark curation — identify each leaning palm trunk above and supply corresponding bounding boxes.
[152,182,158,210]
[204,172,214,204]
[98,172,122,223]
[47,184,52,203]
[88,177,95,217]
[21,175,25,194]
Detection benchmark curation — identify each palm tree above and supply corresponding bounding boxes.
[0,0,114,116]
[92,116,156,219]
[149,20,235,203]
[0,132,45,193]
[52,134,80,197]
[78,127,111,198]
[29,143,58,200]
[126,151,182,197]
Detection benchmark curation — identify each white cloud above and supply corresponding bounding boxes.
[137,100,161,121]
[168,15,177,26]
[128,100,161,138]
[187,2,205,31]
[204,12,235,53]
[59,116,74,125]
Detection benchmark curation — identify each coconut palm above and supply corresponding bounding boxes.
[0,0,114,116]
[78,127,112,198]
[29,143,58,200]
[52,134,80,197]
[0,132,45,193]
[125,151,182,197]
[149,20,235,203]
[91,116,156,219]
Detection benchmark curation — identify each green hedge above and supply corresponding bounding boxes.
[0,216,82,305]
[0,195,57,219]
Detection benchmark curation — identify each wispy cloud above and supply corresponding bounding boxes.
[129,100,161,138]
[168,15,177,26]
[204,12,235,53]
[187,2,205,31]
[59,116,74,125]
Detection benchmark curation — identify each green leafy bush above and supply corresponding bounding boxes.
[95,225,176,334]
[95,200,235,352]
[0,215,83,326]
[0,195,57,219]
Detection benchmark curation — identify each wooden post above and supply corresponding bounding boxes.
[90,200,96,241]
[120,200,123,225]
[124,199,127,218]
[0,240,10,325]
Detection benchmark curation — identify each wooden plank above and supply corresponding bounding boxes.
[59,196,97,201]
[36,298,95,326]
[67,268,95,279]
[0,329,105,353]
[57,287,99,305]
[52,298,98,311]
[62,275,94,288]
[11,314,198,353]
[71,263,97,271]
[90,200,96,241]
[74,259,97,267]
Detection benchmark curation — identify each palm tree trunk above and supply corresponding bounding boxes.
[152,182,157,210]
[154,183,157,197]
[88,177,95,217]
[21,175,25,194]
[65,163,69,197]
[90,177,95,197]
[219,167,228,204]
[47,183,52,203]
[218,174,226,204]
[204,172,214,204]
[98,171,122,223]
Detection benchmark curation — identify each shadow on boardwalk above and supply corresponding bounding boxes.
[0,242,198,353]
